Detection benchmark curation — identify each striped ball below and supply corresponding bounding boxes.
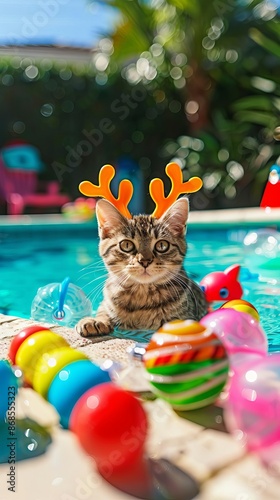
[143,320,229,410]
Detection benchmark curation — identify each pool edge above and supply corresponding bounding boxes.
[0,207,279,230]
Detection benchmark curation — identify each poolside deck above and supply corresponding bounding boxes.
[0,314,280,499]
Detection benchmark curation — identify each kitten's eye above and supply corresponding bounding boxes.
[154,240,170,253]
[119,239,135,253]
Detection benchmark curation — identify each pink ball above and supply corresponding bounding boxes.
[200,309,268,358]
[224,354,280,453]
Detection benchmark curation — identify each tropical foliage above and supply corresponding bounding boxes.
[0,0,279,211]
[89,0,280,208]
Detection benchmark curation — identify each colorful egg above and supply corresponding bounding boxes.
[15,331,69,386]
[48,360,111,428]
[220,299,259,321]
[143,320,229,410]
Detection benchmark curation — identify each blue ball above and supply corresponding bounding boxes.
[0,361,18,420]
[47,360,111,428]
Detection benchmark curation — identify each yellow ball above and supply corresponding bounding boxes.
[33,347,88,398]
[221,299,259,321]
[15,331,69,385]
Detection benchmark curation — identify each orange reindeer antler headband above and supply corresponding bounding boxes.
[79,162,203,219]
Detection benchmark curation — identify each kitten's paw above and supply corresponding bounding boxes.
[76,317,113,337]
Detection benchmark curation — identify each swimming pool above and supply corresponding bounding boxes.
[0,213,279,349]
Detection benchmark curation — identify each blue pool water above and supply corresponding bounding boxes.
[0,221,279,349]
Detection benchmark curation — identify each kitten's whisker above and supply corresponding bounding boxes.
[77,268,107,282]
[78,257,104,269]
[78,261,105,274]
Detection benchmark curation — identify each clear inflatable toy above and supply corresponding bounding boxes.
[31,277,92,327]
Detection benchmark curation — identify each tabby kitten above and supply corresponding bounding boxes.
[76,197,208,337]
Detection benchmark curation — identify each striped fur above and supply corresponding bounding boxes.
[76,197,208,337]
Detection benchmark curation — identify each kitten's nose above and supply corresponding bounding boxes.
[138,254,153,268]
[139,260,152,268]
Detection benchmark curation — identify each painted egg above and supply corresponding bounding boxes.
[220,299,259,321]
[143,320,229,410]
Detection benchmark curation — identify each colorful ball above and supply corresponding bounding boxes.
[47,360,111,428]
[33,347,88,398]
[15,331,69,386]
[70,382,148,467]
[200,309,267,358]
[8,325,51,365]
[224,354,280,453]
[220,299,259,321]
[143,320,229,410]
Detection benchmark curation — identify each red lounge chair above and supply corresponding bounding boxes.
[0,142,70,215]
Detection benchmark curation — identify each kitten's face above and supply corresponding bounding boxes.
[96,198,189,285]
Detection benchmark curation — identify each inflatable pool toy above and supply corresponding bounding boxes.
[62,197,96,220]
[143,320,229,410]
[224,354,280,459]
[200,264,243,302]
[200,309,267,359]
[8,325,110,428]
[220,299,259,321]
[31,277,92,327]
[243,229,280,274]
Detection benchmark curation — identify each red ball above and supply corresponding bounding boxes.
[70,383,148,471]
[8,325,51,364]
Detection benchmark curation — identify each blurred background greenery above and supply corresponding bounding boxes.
[0,0,279,212]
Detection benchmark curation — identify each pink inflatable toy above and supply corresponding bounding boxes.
[224,354,280,455]
[200,264,243,302]
[200,309,268,358]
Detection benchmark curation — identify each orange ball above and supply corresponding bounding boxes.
[220,299,259,321]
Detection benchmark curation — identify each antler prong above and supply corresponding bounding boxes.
[150,162,203,218]
[79,164,133,218]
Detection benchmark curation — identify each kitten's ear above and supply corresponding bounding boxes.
[96,199,127,238]
[159,197,189,236]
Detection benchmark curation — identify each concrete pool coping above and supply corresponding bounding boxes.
[1,314,280,499]
[0,206,279,230]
